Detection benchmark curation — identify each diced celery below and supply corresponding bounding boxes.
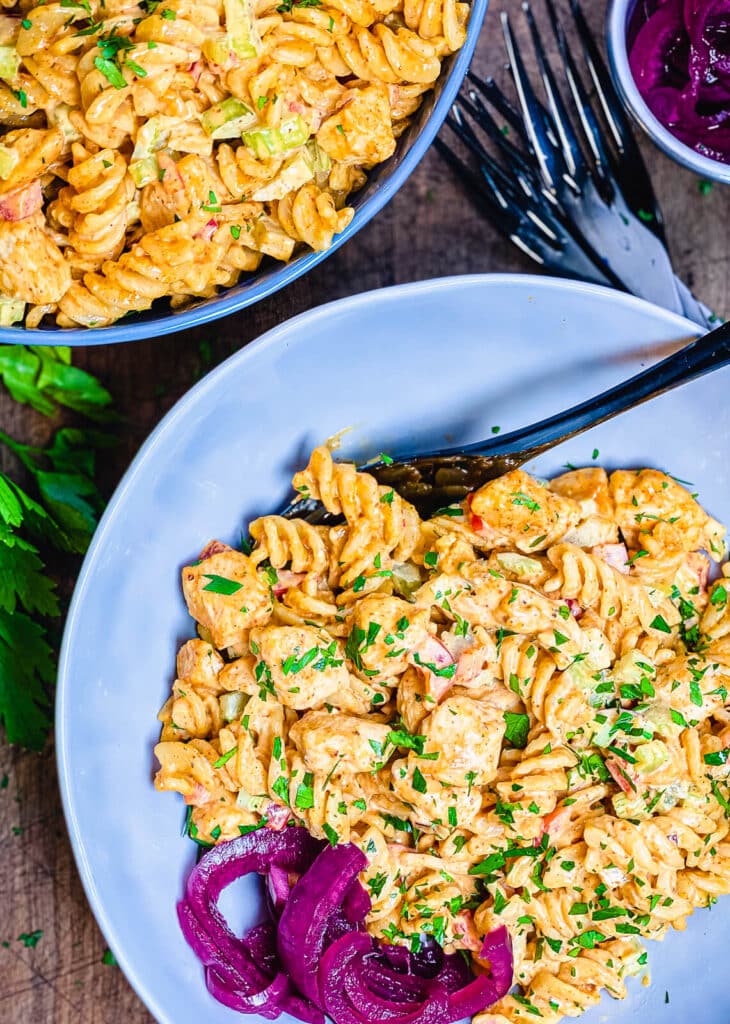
[236,790,268,811]
[219,691,247,722]
[201,96,256,139]
[279,115,308,148]
[620,938,647,978]
[392,561,423,601]
[613,649,654,690]
[0,296,24,326]
[581,626,613,671]
[202,33,231,66]
[612,792,648,820]
[47,103,83,143]
[0,145,18,180]
[224,0,261,59]
[242,116,309,158]
[591,710,618,748]
[132,115,169,160]
[0,45,19,82]
[634,739,668,775]
[642,701,682,740]
[495,552,543,578]
[129,156,159,188]
[252,151,314,200]
[306,140,331,178]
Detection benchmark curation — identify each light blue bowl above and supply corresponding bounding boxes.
[4,1,488,346]
[58,274,730,1024]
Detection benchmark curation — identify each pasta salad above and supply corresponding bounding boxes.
[155,445,730,1023]
[0,0,469,327]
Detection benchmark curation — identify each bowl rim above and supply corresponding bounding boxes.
[1,0,489,347]
[606,0,730,185]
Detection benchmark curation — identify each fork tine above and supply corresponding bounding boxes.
[466,72,526,139]
[434,131,562,263]
[458,90,541,185]
[543,0,616,203]
[436,129,624,287]
[445,105,537,210]
[521,0,585,188]
[500,10,564,192]
[569,0,666,239]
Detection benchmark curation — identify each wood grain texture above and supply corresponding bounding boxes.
[1,0,729,1019]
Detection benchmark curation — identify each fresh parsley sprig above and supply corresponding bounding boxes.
[0,347,115,750]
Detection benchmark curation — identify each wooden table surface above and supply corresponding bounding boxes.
[1,1,729,1020]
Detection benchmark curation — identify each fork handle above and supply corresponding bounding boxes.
[459,316,730,460]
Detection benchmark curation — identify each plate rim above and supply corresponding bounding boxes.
[56,273,698,1022]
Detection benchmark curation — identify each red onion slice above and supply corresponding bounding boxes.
[277,842,368,1005]
[445,925,513,1021]
[319,932,450,1024]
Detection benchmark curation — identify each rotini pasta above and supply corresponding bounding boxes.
[0,0,469,327]
[154,449,730,1024]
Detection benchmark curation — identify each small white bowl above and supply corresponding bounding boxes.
[606,0,730,185]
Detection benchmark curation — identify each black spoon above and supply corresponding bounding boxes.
[284,316,730,520]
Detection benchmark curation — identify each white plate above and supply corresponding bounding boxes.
[58,275,729,1024]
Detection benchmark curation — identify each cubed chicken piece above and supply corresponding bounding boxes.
[249,625,348,710]
[327,672,387,715]
[218,655,258,695]
[549,468,614,517]
[390,755,482,831]
[176,638,225,689]
[182,545,272,649]
[289,709,392,775]
[349,594,431,682]
[317,84,396,166]
[420,696,506,787]
[469,470,580,553]
[610,469,726,558]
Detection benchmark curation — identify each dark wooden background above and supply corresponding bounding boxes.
[1,1,729,1020]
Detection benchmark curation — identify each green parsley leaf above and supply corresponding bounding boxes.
[412,766,427,793]
[202,574,243,595]
[650,614,672,634]
[412,652,456,678]
[322,822,338,846]
[295,771,315,809]
[213,746,238,768]
[503,711,529,749]
[511,491,540,512]
[94,56,127,88]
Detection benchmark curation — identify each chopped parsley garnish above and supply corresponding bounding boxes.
[213,746,237,768]
[413,652,456,678]
[650,614,672,634]
[503,711,529,749]
[295,771,315,809]
[704,748,730,766]
[412,766,427,793]
[202,574,242,595]
[511,491,540,512]
[322,823,338,846]
[367,871,388,897]
[387,728,426,755]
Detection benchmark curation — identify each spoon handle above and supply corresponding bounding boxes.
[458,316,730,460]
